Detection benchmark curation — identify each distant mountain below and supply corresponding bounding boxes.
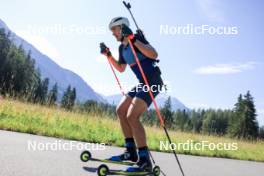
[0,18,105,102]
[104,93,189,111]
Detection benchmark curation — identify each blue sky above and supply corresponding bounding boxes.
[0,0,263,125]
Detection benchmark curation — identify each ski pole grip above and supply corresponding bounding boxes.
[122,1,131,9]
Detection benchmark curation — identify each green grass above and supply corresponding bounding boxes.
[0,99,264,162]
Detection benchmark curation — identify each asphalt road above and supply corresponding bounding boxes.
[0,130,263,176]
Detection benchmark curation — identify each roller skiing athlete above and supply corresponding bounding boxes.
[100,16,163,173]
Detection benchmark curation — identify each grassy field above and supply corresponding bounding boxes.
[0,98,263,162]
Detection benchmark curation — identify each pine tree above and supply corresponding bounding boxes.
[229,91,259,139]
[174,109,189,131]
[161,96,173,128]
[191,109,203,133]
[243,91,259,139]
[0,29,11,94]
[259,126,264,139]
[61,85,76,110]
[228,94,244,137]
[0,28,49,102]
[69,87,76,109]
[47,83,58,106]
[23,51,37,98]
[202,109,216,135]
[61,85,71,109]
[40,78,49,104]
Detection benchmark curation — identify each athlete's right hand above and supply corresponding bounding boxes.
[100,42,112,57]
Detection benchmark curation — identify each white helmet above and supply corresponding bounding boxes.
[109,17,129,30]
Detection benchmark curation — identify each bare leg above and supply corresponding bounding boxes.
[126,97,148,147]
[108,96,138,162]
[116,95,133,138]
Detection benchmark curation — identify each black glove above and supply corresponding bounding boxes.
[100,42,111,57]
[136,29,144,38]
[136,29,149,44]
[121,24,136,43]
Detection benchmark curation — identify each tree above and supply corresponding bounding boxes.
[47,83,58,106]
[61,85,71,109]
[174,109,189,131]
[23,50,37,98]
[190,109,203,133]
[0,29,43,101]
[202,109,216,135]
[161,97,173,128]
[229,91,259,139]
[31,76,50,104]
[0,29,11,94]
[142,109,157,127]
[61,85,76,110]
[259,126,264,139]
[70,87,76,107]
[228,94,243,137]
[243,91,259,138]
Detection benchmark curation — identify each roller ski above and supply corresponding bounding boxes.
[80,150,137,166]
[97,146,160,176]
[97,164,161,176]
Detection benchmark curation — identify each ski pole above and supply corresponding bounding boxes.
[106,57,125,96]
[122,2,186,175]
[127,39,185,176]
[122,1,144,38]
[122,1,140,31]
[122,2,185,174]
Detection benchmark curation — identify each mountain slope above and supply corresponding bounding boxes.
[0,18,104,102]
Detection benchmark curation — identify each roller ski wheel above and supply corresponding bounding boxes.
[153,166,161,176]
[96,164,161,176]
[80,150,92,162]
[97,164,109,176]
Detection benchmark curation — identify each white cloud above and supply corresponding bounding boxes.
[194,62,257,75]
[14,30,62,60]
[196,0,225,22]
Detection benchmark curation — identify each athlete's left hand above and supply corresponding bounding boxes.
[99,42,112,57]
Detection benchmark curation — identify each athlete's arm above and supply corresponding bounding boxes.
[133,40,158,59]
[107,55,127,73]
[100,42,126,72]
[121,25,158,59]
